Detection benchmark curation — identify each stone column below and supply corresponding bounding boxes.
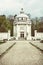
[35,30,37,40]
[8,30,10,40]
[27,24,31,40]
[24,25,26,39]
[16,24,18,40]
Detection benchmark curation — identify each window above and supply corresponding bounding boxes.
[21,17,23,20]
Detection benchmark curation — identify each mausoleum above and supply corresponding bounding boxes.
[13,8,32,40]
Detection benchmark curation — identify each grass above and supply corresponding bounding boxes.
[0,41,5,44]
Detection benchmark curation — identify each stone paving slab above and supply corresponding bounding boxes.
[0,41,16,56]
[30,41,43,51]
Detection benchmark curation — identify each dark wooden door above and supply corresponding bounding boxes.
[20,32,24,38]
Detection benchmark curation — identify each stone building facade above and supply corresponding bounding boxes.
[13,8,31,40]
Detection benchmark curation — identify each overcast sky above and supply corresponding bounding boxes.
[0,0,43,18]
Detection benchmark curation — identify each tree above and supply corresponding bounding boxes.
[0,15,11,32]
[35,17,39,30]
[9,19,14,36]
[27,13,31,19]
[31,20,35,36]
[14,14,17,19]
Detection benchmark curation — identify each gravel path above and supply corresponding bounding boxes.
[0,41,43,65]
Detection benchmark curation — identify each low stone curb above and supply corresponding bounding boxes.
[29,42,43,52]
[0,41,16,58]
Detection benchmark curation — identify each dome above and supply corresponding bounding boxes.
[17,13,29,18]
[17,8,29,18]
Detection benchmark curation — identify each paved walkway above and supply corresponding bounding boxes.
[0,41,43,65]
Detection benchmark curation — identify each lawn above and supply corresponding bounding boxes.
[0,41,5,44]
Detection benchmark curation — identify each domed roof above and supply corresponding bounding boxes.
[17,13,29,18]
[17,8,29,18]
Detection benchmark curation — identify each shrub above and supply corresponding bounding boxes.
[40,40,43,43]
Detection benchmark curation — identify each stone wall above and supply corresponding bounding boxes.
[0,30,10,40]
[35,30,43,40]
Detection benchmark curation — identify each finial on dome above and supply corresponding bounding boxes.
[21,8,23,10]
[20,8,24,14]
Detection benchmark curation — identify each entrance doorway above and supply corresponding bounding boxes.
[20,32,24,38]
